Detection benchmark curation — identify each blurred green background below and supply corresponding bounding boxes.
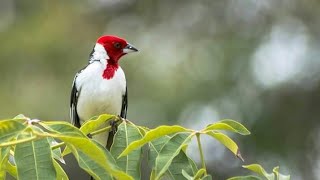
[1,0,320,179]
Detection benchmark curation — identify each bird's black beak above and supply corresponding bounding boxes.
[123,43,138,53]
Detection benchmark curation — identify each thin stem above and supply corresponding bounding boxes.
[90,126,111,136]
[0,136,38,147]
[51,142,65,150]
[196,132,207,173]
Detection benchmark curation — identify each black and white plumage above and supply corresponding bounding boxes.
[70,35,138,149]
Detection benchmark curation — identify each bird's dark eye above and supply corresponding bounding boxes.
[114,42,121,49]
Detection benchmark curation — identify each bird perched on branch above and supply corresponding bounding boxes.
[70,35,138,150]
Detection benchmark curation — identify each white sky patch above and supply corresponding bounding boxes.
[179,103,220,131]
[251,19,309,89]
[178,104,226,163]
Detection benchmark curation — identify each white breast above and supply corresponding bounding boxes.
[76,61,126,123]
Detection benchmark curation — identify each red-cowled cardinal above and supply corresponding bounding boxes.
[70,35,138,149]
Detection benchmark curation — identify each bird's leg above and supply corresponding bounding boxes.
[109,117,120,135]
[105,116,122,150]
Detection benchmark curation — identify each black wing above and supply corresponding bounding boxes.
[120,86,128,119]
[70,45,101,126]
[70,73,81,128]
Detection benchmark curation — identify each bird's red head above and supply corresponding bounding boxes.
[97,35,138,63]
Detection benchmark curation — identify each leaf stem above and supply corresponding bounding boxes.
[51,142,65,150]
[90,126,111,136]
[0,136,38,147]
[196,132,207,174]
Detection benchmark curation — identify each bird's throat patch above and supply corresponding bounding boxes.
[102,62,119,80]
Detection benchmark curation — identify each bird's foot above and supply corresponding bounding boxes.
[109,119,118,135]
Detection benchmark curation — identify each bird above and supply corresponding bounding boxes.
[70,35,138,150]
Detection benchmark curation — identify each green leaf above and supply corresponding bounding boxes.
[61,146,72,157]
[273,166,290,180]
[148,136,170,168]
[136,126,149,136]
[243,164,275,180]
[187,156,199,176]
[205,131,243,161]
[68,144,112,180]
[205,119,250,135]
[150,169,156,180]
[273,166,279,180]
[4,160,17,179]
[110,122,143,179]
[154,133,194,179]
[37,122,132,180]
[0,146,10,179]
[148,135,197,179]
[39,121,85,137]
[273,166,279,174]
[40,121,87,158]
[52,147,64,164]
[182,169,193,180]
[48,137,65,164]
[0,147,10,166]
[219,119,250,135]
[148,136,168,179]
[15,133,56,180]
[52,159,69,180]
[119,125,193,157]
[45,116,112,157]
[227,175,262,180]
[77,140,119,179]
[0,120,26,144]
[201,175,212,180]
[0,167,5,180]
[194,168,206,179]
[80,114,116,135]
[168,150,196,179]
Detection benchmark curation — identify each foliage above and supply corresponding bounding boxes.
[228,164,290,180]
[0,114,290,180]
